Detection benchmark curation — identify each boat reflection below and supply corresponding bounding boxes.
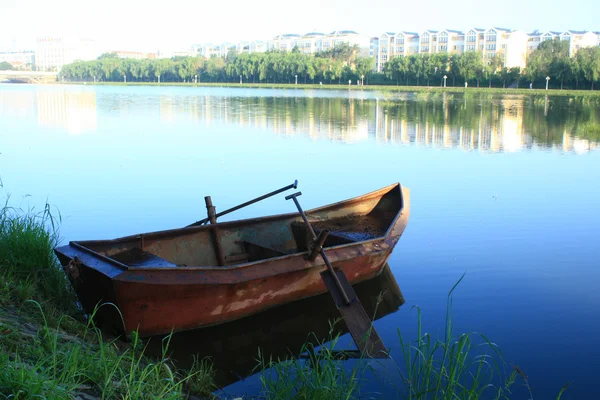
[143,264,404,387]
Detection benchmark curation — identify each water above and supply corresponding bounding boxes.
[1,84,600,399]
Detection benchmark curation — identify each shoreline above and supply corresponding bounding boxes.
[48,81,600,97]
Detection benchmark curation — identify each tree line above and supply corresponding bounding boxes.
[59,44,374,85]
[59,39,600,90]
[526,39,600,90]
[381,38,600,90]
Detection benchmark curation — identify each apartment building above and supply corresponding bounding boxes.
[370,32,395,72]
[465,28,485,52]
[419,30,438,54]
[266,34,301,51]
[369,27,598,71]
[483,27,511,60]
[393,32,420,57]
[503,30,529,69]
[297,32,325,54]
[560,30,598,56]
[437,30,464,54]
[35,37,97,71]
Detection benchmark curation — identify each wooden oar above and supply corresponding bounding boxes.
[187,180,298,227]
[286,191,388,358]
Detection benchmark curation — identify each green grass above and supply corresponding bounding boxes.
[257,274,570,400]
[0,190,216,399]
[257,328,365,400]
[59,81,600,97]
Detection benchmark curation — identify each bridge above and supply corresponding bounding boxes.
[0,70,58,84]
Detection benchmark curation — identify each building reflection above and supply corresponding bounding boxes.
[0,88,36,119]
[8,87,595,154]
[35,89,97,134]
[160,94,598,153]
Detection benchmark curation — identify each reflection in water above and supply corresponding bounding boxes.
[36,90,97,134]
[1,86,598,153]
[0,86,97,135]
[144,265,404,388]
[156,93,599,153]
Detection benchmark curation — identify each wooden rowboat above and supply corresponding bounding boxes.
[54,183,410,337]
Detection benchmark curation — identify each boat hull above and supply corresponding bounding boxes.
[58,240,392,336]
[55,185,410,337]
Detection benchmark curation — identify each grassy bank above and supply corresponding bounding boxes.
[0,191,570,399]
[0,197,215,399]
[59,81,600,97]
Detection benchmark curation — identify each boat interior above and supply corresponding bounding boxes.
[74,185,402,269]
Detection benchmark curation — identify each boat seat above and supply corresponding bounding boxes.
[110,247,178,268]
[291,221,355,252]
[241,240,287,262]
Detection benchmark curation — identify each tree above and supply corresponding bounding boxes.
[498,67,521,88]
[97,52,118,60]
[577,47,600,90]
[0,62,13,70]
[456,51,483,86]
[355,57,374,84]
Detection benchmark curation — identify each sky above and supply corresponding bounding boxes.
[1,0,599,53]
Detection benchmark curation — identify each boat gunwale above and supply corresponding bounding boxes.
[62,183,405,272]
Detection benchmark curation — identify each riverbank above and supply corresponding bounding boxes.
[58,81,600,97]
[0,201,215,399]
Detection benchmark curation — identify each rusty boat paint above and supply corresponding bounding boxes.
[54,183,410,337]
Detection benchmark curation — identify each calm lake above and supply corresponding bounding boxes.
[1,84,599,399]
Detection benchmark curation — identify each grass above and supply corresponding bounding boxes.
[0,189,216,399]
[59,81,600,97]
[256,274,570,400]
[257,328,365,400]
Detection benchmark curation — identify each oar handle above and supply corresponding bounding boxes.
[187,180,298,227]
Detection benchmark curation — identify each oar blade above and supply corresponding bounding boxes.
[321,269,389,358]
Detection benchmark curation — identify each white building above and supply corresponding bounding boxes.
[370,32,395,72]
[483,27,511,60]
[35,37,98,71]
[503,30,529,68]
[266,34,301,51]
[394,32,420,57]
[323,30,370,56]
[560,30,598,56]
[419,30,438,54]
[465,28,485,52]
[0,51,35,69]
[297,32,325,54]
[438,29,464,54]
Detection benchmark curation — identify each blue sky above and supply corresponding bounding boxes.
[1,0,599,52]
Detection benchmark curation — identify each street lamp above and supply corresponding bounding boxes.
[443,75,447,88]
[361,74,364,86]
[295,74,298,85]
[546,76,550,90]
